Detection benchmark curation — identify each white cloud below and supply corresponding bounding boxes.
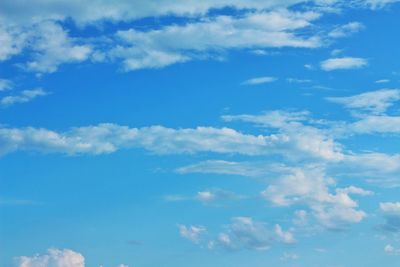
[209,217,294,251]
[0,25,27,61]
[320,57,368,71]
[0,21,91,73]
[0,120,346,161]
[16,248,85,267]
[0,0,316,25]
[384,244,400,256]
[364,0,400,9]
[176,160,279,177]
[375,79,390,84]
[0,88,48,107]
[242,76,277,85]
[326,89,400,114]
[286,78,312,83]
[222,110,344,161]
[111,10,322,70]
[350,115,400,134]
[380,202,400,232]
[262,166,368,229]
[178,224,206,244]
[195,189,245,203]
[0,79,13,91]
[328,21,364,38]
[280,252,299,261]
[0,123,291,156]
[24,21,92,73]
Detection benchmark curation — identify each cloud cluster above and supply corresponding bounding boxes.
[0,0,385,73]
[180,217,295,251]
[17,249,85,267]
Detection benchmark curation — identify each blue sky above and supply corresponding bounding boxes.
[1,1,400,266]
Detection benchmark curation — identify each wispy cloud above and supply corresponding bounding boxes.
[320,57,368,71]
[0,79,12,91]
[326,89,400,114]
[0,88,48,107]
[242,76,278,85]
[328,22,364,38]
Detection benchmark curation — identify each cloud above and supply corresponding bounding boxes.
[209,217,295,251]
[242,76,277,85]
[0,79,13,91]
[176,160,280,177]
[164,188,245,204]
[111,10,322,70]
[16,248,85,267]
[0,21,92,74]
[262,166,368,229]
[0,0,317,25]
[222,110,344,161]
[0,123,289,156]
[384,244,400,256]
[0,88,48,107]
[286,78,312,83]
[326,89,400,114]
[178,225,206,244]
[375,79,390,84]
[380,202,400,232]
[195,189,245,203]
[320,57,368,71]
[328,21,364,38]
[280,252,299,261]
[1,88,47,106]
[24,21,92,73]
[0,120,345,161]
[363,0,400,9]
[0,25,27,61]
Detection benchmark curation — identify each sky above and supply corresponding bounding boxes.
[1,0,400,266]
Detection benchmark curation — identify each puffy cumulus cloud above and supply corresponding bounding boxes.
[320,57,368,71]
[326,89,400,115]
[262,166,369,229]
[380,202,400,232]
[0,25,27,61]
[0,88,48,107]
[111,10,322,70]
[242,76,278,85]
[208,217,295,251]
[16,248,84,267]
[0,21,91,73]
[328,21,364,38]
[24,21,92,73]
[178,224,207,244]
